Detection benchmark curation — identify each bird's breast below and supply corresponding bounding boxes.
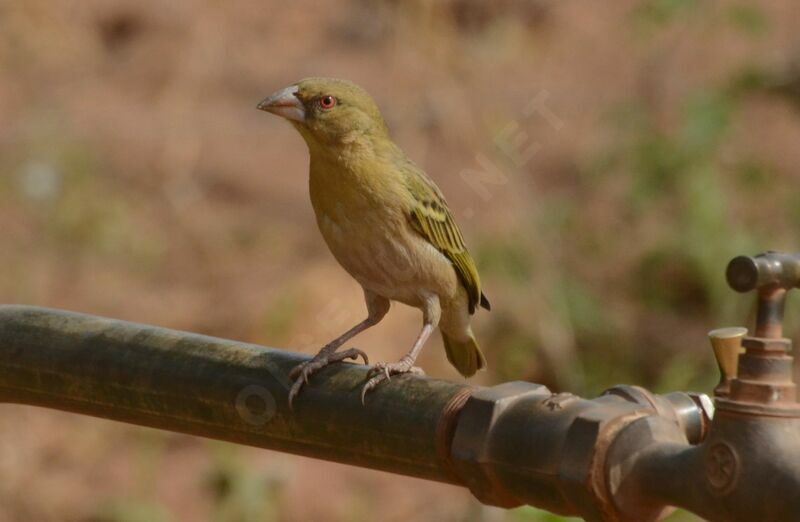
[314,202,458,307]
[317,206,410,284]
[307,155,460,307]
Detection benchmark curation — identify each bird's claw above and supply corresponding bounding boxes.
[287,348,369,409]
[361,362,425,404]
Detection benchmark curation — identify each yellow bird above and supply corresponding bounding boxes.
[257,78,490,407]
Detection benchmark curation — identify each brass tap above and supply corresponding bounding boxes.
[708,327,746,398]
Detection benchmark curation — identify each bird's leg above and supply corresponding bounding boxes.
[360,323,432,403]
[287,320,371,409]
[288,292,389,409]
[361,297,440,403]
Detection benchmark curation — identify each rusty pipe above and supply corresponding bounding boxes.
[449,371,800,522]
[0,305,715,520]
[448,383,712,519]
[605,252,800,521]
[0,305,469,483]
[611,408,800,521]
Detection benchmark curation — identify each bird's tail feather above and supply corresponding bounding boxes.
[442,332,486,377]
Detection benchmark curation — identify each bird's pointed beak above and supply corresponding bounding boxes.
[257,85,306,122]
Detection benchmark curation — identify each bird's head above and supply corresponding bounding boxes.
[257,78,389,148]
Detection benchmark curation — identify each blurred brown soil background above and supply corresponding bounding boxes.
[2,1,800,521]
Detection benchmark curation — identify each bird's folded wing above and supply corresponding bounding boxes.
[404,169,486,314]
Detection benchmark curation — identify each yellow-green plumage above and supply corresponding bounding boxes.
[443,334,486,378]
[404,168,490,315]
[259,78,489,388]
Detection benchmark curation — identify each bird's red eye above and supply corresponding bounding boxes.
[319,95,337,109]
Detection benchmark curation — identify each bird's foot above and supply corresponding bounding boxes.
[288,347,368,409]
[360,359,425,404]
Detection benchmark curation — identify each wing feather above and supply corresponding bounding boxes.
[403,164,490,314]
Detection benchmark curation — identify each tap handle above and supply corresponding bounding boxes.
[726,252,800,293]
[726,252,800,338]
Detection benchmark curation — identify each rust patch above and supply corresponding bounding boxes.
[435,386,475,484]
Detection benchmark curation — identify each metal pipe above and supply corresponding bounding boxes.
[0,305,713,520]
[612,411,800,521]
[3,304,799,521]
[447,383,713,519]
[607,251,800,522]
[0,305,469,484]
